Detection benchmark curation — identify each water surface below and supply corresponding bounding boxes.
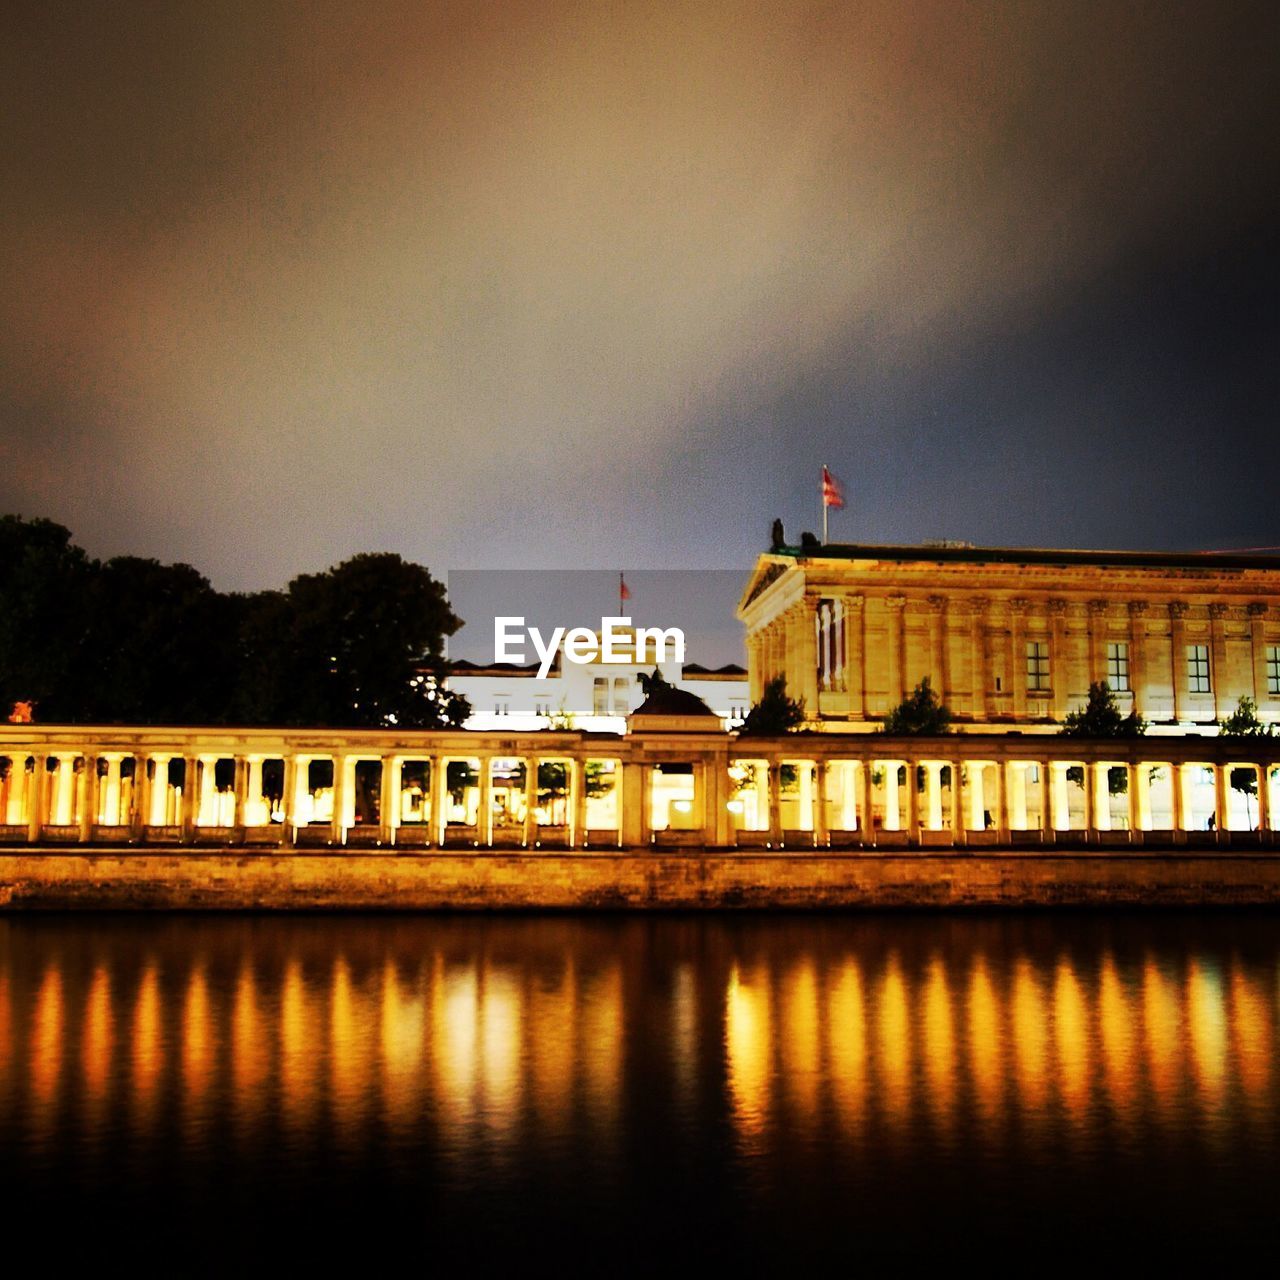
[1,912,1276,1264]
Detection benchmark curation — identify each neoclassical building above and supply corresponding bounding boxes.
[738,543,1280,733]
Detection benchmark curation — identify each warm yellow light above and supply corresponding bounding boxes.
[726,799,744,814]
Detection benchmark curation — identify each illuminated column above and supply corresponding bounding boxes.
[621,761,645,847]
[1172,763,1192,833]
[993,761,1009,840]
[924,761,944,831]
[78,756,96,841]
[523,755,538,847]
[1209,605,1229,721]
[1128,601,1148,718]
[1082,760,1096,837]
[1169,603,1189,722]
[882,761,899,832]
[967,762,986,831]
[1087,600,1108,688]
[1132,763,1152,831]
[230,757,247,829]
[1258,765,1271,833]
[1048,600,1068,722]
[50,753,76,826]
[27,755,47,840]
[284,755,304,840]
[1248,604,1270,704]
[330,755,347,845]
[950,760,965,844]
[813,761,828,846]
[245,756,265,826]
[1010,599,1028,720]
[969,598,989,720]
[1092,762,1111,831]
[747,632,763,703]
[767,761,783,844]
[1038,762,1050,835]
[1007,762,1028,832]
[132,756,151,837]
[197,755,220,827]
[885,596,906,708]
[478,756,493,844]
[857,760,873,837]
[380,755,400,845]
[1050,762,1070,832]
[798,598,820,719]
[428,756,445,846]
[5,757,27,825]
[1214,763,1229,835]
[99,753,122,827]
[905,760,920,844]
[797,761,814,831]
[570,758,587,847]
[927,596,947,704]
[843,594,865,719]
[180,756,199,841]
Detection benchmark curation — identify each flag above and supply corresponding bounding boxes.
[619,573,631,602]
[822,465,844,509]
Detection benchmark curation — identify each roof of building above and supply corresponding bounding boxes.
[631,683,719,719]
[770,541,1280,571]
[681,662,748,679]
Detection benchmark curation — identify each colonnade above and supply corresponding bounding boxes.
[1,729,1277,851]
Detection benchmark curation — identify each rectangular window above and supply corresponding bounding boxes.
[612,677,630,716]
[592,677,609,716]
[1267,645,1280,695]
[816,598,845,691]
[1025,640,1050,692]
[1187,644,1211,693]
[534,700,551,717]
[1106,641,1130,692]
[493,698,509,716]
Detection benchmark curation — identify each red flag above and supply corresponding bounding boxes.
[619,573,631,602]
[822,466,844,509]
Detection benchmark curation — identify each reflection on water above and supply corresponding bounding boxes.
[0,914,1277,1260]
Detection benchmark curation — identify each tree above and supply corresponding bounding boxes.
[738,675,805,735]
[881,677,953,735]
[1058,681,1146,738]
[1218,696,1273,825]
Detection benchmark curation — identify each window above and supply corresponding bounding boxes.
[1025,640,1050,692]
[493,697,510,716]
[1106,642,1130,692]
[592,678,609,716]
[816,598,845,691]
[613,677,630,716]
[534,700,551,717]
[1267,645,1280,695]
[1187,644,1211,693]
[727,701,747,724]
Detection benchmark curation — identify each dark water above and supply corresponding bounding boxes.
[1,912,1277,1265]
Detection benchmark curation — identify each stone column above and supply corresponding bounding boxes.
[796,599,819,718]
[857,760,873,841]
[380,755,400,845]
[523,755,538,847]
[283,755,301,840]
[747,633,763,703]
[78,756,96,841]
[1209,604,1229,721]
[927,597,947,704]
[1050,762,1070,832]
[570,758,587,848]
[883,761,900,832]
[196,755,218,827]
[50,753,76,826]
[813,761,828,847]
[1087,600,1109,688]
[1169,603,1189,723]
[1128,601,1148,718]
[767,761,783,844]
[103,755,124,827]
[950,760,966,844]
[477,756,492,845]
[1010,599,1028,721]
[1092,762,1111,831]
[905,760,920,844]
[1133,763,1152,831]
[1007,762,1028,832]
[885,596,906,709]
[924,761,944,831]
[621,762,645,847]
[245,755,264,826]
[428,755,444,846]
[1214,762,1229,834]
[4,756,26,826]
[993,761,1009,841]
[1248,604,1270,705]
[330,755,347,845]
[27,755,46,841]
[1173,763,1193,833]
[969,598,989,720]
[1038,762,1050,837]
[967,762,986,831]
[232,757,248,831]
[844,594,866,719]
[1048,600,1068,722]
[1258,765,1271,833]
[180,756,199,841]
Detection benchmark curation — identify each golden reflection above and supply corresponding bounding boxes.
[1011,959,1049,1116]
[280,958,316,1128]
[876,954,910,1123]
[1053,959,1091,1122]
[671,963,696,1097]
[530,960,576,1126]
[381,959,426,1129]
[434,963,479,1130]
[1186,959,1227,1109]
[231,962,267,1116]
[1097,953,1136,1116]
[131,963,162,1116]
[781,957,820,1124]
[182,966,213,1108]
[330,955,370,1127]
[480,968,522,1134]
[1229,962,1271,1105]
[726,963,771,1138]
[30,963,63,1115]
[827,958,867,1132]
[967,956,1003,1122]
[922,956,955,1129]
[1142,955,1181,1110]
[582,966,622,1130]
[0,961,11,1093]
[82,964,113,1105]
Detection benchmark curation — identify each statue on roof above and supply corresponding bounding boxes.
[770,518,785,551]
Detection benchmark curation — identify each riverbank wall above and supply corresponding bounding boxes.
[4,846,1280,909]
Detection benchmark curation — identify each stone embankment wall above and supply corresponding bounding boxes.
[3,847,1280,909]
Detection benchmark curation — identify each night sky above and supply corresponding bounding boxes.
[2,1,1276,592]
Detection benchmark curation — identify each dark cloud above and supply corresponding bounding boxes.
[1,1,1275,586]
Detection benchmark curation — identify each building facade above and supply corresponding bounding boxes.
[738,544,1280,733]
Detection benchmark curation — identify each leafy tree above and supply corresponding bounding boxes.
[1058,681,1146,738]
[881,677,953,735]
[1218,695,1275,739]
[738,675,805,735]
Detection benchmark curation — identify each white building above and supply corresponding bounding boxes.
[448,628,748,732]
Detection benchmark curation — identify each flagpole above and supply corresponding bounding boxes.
[822,463,828,545]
